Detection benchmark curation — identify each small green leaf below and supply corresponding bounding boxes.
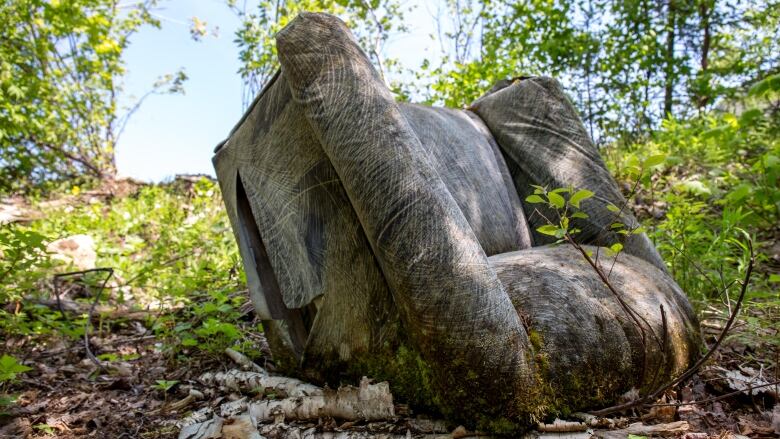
[609,243,623,254]
[643,154,666,168]
[0,394,18,408]
[181,338,198,347]
[154,380,179,392]
[525,194,545,204]
[606,204,621,213]
[748,73,780,96]
[726,184,751,202]
[34,424,55,434]
[678,179,711,195]
[0,355,32,382]
[739,108,763,126]
[537,224,560,236]
[7,85,24,99]
[610,222,625,230]
[569,189,594,208]
[547,192,565,209]
[97,353,119,362]
[571,211,589,219]
[625,165,642,178]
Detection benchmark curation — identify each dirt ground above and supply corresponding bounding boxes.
[1,304,778,439]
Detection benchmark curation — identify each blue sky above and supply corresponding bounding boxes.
[116,0,438,182]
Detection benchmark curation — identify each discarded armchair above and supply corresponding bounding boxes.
[213,12,700,430]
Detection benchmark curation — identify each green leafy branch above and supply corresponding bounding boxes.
[526,185,595,241]
[525,173,667,385]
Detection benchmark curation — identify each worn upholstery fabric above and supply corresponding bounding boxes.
[213,12,699,429]
[470,78,667,270]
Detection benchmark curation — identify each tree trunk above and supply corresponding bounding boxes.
[664,0,676,117]
[697,0,712,109]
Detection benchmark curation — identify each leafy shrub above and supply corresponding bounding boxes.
[607,93,779,352]
[0,178,255,359]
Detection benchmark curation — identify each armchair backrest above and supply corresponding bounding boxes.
[400,104,532,256]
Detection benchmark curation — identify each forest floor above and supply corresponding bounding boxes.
[1,182,778,439]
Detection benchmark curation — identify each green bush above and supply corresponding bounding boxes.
[0,178,256,359]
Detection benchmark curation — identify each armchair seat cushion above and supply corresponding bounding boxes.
[489,246,698,406]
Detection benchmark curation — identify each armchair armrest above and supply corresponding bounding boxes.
[276,12,537,421]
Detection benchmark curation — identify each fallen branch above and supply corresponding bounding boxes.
[179,378,396,439]
[151,389,205,415]
[33,298,154,321]
[178,417,223,439]
[219,397,249,418]
[179,406,214,428]
[647,379,780,407]
[180,415,444,439]
[601,420,689,438]
[30,334,157,359]
[52,268,115,368]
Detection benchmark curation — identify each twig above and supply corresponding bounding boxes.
[645,305,670,399]
[85,268,114,368]
[647,238,754,398]
[661,239,723,293]
[566,234,660,381]
[589,238,755,416]
[120,254,187,287]
[52,280,71,322]
[54,268,115,368]
[648,379,780,407]
[536,203,662,383]
[594,168,644,266]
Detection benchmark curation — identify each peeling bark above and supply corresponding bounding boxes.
[199,370,322,398]
[248,378,394,422]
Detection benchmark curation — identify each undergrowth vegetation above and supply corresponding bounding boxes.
[606,83,780,354]
[1,80,779,405]
[0,178,264,384]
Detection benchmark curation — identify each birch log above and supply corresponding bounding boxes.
[248,378,394,422]
[199,370,322,398]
